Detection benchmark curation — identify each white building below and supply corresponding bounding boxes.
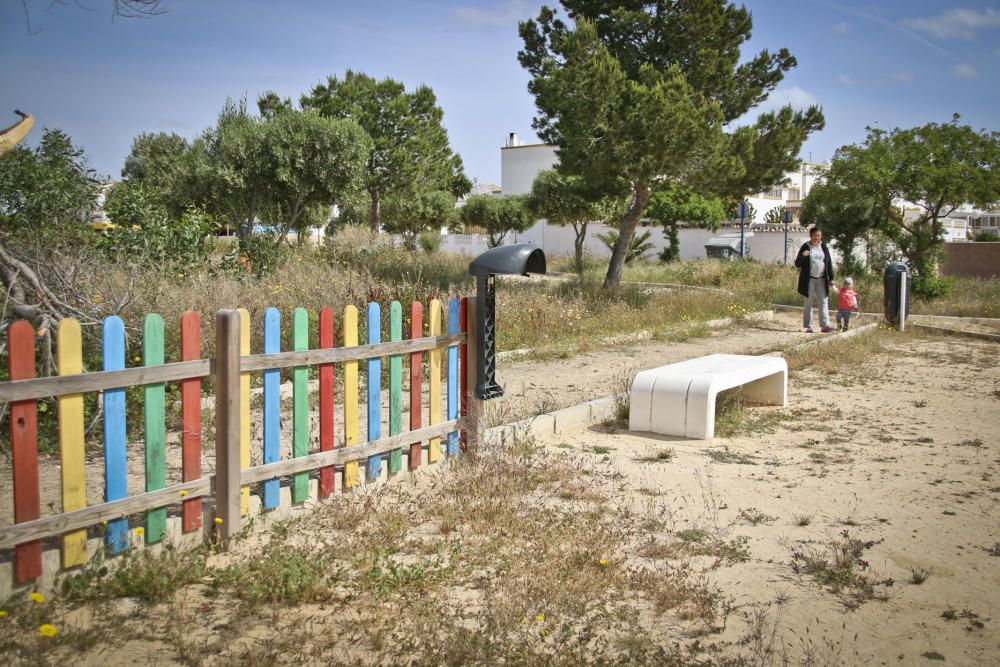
[440,133,826,263]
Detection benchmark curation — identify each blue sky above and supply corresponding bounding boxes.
[2,1,998,185]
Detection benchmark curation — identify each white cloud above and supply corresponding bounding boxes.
[890,71,916,84]
[836,73,856,85]
[831,21,850,34]
[454,1,533,27]
[903,8,1000,40]
[952,63,978,79]
[763,86,821,112]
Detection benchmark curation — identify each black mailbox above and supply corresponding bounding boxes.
[883,262,910,328]
[468,244,547,400]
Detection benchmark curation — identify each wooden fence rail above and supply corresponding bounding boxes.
[1,297,479,590]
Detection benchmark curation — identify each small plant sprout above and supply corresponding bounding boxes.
[793,513,813,526]
[909,567,933,585]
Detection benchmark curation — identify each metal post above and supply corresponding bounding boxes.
[464,296,482,451]
[783,210,790,265]
[740,211,745,259]
[214,309,241,543]
[898,271,907,332]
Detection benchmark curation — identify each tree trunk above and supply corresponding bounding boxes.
[603,182,649,290]
[370,190,381,235]
[572,221,588,274]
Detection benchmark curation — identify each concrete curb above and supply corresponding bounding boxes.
[771,303,1000,327]
[910,323,1000,344]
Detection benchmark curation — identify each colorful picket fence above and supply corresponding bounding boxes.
[0,297,478,588]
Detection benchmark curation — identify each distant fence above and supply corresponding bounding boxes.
[0,297,479,592]
[942,242,1000,278]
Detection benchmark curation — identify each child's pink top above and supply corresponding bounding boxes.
[838,287,859,310]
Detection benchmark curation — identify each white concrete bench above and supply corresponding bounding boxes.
[629,354,787,439]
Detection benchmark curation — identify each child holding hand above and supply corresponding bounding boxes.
[836,277,860,331]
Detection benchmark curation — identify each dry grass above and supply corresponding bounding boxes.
[2,433,748,665]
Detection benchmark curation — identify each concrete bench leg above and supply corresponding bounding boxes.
[739,372,787,407]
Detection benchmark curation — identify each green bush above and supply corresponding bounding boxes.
[418,230,443,253]
[100,182,212,265]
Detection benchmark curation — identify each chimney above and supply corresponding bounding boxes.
[507,132,520,147]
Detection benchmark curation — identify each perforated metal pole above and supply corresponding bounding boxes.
[474,274,503,400]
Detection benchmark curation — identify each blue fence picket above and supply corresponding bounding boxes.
[263,308,281,509]
[102,317,128,554]
[447,298,460,456]
[366,302,382,482]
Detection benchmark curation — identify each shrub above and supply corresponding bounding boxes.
[418,230,443,253]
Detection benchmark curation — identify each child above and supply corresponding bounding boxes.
[836,277,860,331]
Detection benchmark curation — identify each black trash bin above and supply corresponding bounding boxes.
[468,244,546,400]
[883,262,910,328]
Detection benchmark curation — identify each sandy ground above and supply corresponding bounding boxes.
[539,334,1000,665]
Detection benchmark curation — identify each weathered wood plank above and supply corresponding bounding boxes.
[292,307,309,503]
[57,318,87,567]
[388,301,403,475]
[460,297,469,451]
[0,477,214,551]
[0,359,211,402]
[318,307,335,497]
[262,308,281,510]
[0,333,466,403]
[343,305,359,489]
[103,316,129,553]
[447,298,460,457]
[239,419,462,486]
[366,302,382,483]
[238,307,250,517]
[409,301,423,471]
[214,310,241,541]
[143,314,167,545]
[181,311,204,532]
[9,320,42,581]
[428,300,442,463]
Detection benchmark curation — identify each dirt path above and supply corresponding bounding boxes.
[544,335,1000,665]
[492,311,818,421]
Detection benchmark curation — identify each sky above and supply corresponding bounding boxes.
[2,0,999,186]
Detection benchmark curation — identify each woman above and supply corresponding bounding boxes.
[794,226,835,333]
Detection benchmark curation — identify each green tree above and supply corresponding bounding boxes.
[799,181,879,276]
[459,195,533,248]
[0,128,98,236]
[381,189,457,249]
[200,99,371,254]
[301,71,471,234]
[519,1,823,289]
[100,181,212,264]
[597,228,654,264]
[646,185,726,262]
[120,132,199,218]
[827,116,1000,295]
[525,169,625,273]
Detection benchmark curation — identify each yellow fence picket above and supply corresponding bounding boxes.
[57,319,87,567]
[343,305,359,489]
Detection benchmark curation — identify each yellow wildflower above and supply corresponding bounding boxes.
[0,610,8,619]
[179,490,189,496]
[29,592,44,603]
[133,356,141,362]
[135,527,144,536]
[38,624,58,637]
[598,558,608,567]
[535,613,544,623]
[214,517,224,525]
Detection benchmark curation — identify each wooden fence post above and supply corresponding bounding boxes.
[464,296,482,451]
[214,309,241,542]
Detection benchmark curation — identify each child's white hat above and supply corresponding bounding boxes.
[844,277,853,285]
